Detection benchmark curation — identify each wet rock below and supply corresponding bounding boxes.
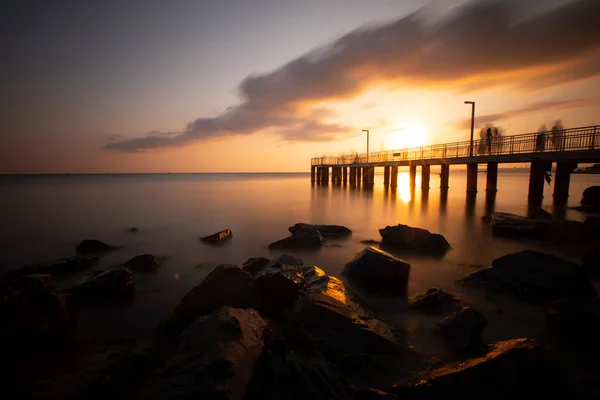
[289,223,352,237]
[268,230,325,249]
[265,253,304,269]
[122,254,162,273]
[76,239,116,254]
[344,246,410,297]
[461,250,597,305]
[379,224,450,256]
[387,339,574,398]
[434,307,487,352]
[409,288,459,313]
[241,257,270,277]
[254,260,305,315]
[4,255,99,278]
[361,239,381,245]
[527,207,553,219]
[581,186,600,208]
[582,248,600,279]
[483,212,538,237]
[200,228,232,243]
[158,265,259,342]
[63,268,135,307]
[545,297,600,346]
[157,307,266,400]
[585,215,600,228]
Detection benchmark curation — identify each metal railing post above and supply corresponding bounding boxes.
[592,126,597,150]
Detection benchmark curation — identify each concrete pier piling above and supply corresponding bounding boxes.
[421,165,430,190]
[528,160,552,202]
[486,162,498,192]
[391,166,398,188]
[466,163,478,192]
[553,161,577,205]
[384,166,390,186]
[409,164,417,189]
[440,164,449,189]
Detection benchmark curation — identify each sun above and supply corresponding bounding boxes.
[387,122,428,150]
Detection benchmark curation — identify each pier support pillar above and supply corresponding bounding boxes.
[466,163,478,192]
[409,164,417,189]
[321,167,329,183]
[349,167,356,184]
[384,166,390,186]
[553,162,577,205]
[486,162,498,193]
[342,167,348,184]
[421,165,430,190]
[311,166,316,183]
[335,167,342,184]
[356,167,362,185]
[440,164,449,189]
[315,167,321,183]
[391,166,398,188]
[369,167,375,186]
[528,160,551,202]
[363,167,374,186]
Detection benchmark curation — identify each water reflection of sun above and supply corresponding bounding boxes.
[397,172,421,203]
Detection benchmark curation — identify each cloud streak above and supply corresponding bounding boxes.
[106,0,600,151]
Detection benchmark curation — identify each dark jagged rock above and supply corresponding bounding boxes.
[254,260,305,315]
[483,212,538,237]
[344,246,410,297]
[361,239,381,245]
[581,186,600,208]
[200,228,232,243]
[527,207,553,219]
[241,257,270,277]
[546,297,600,346]
[379,224,450,256]
[265,253,304,269]
[461,250,597,305]
[158,265,259,341]
[434,307,487,352]
[585,216,600,228]
[4,255,99,278]
[409,288,460,313]
[123,254,162,273]
[63,268,135,307]
[156,307,266,400]
[582,248,600,279]
[288,223,352,237]
[387,339,574,398]
[268,230,325,249]
[76,239,116,254]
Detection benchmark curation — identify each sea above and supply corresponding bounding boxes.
[1,171,599,355]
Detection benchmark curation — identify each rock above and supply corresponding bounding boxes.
[581,186,600,208]
[585,216,600,228]
[123,254,162,273]
[387,339,574,398]
[268,230,325,249]
[63,268,135,307]
[344,246,410,297]
[527,207,553,219]
[288,223,352,237]
[461,250,597,305]
[379,224,450,256]
[241,257,270,277]
[434,307,487,352]
[265,254,304,269]
[158,265,259,342]
[254,260,305,315]
[409,288,460,313]
[200,229,232,243]
[361,239,381,245]
[157,307,266,400]
[127,227,140,233]
[76,239,116,254]
[545,297,600,346]
[4,255,99,278]
[483,212,538,237]
[582,248,600,278]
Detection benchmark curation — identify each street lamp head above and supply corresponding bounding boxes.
[464,101,475,105]
[362,129,369,133]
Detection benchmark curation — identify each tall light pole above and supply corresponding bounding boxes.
[464,101,475,157]
[362,129,369,162]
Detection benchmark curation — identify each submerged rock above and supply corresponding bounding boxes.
[344,246,410,297]
[288,223,352,237]
[157,307,266,400]
[241,257,270,277]
[483,212,539,237]
[200,229,232,243]
[63,268,135,307]
[581,186,600,208]
[123,254,162,273]
[159,265,259,341]
[387,339,574,398]
[379,224,450,256]
[434,307,487,352]
[127,227,140,233]
[4,255,99,278]
[461,250,597,305]
[76,239,116,254]
[268,230,325,249]
[409,288,460,313]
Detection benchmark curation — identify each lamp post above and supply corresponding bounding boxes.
[362,129,369,162]
[464,101,475,157]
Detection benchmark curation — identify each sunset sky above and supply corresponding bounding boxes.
[2,0,600,173]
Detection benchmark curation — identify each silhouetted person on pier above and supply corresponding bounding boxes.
[551,120,565,150]
[536,125,546,152]
[486,127,493,154]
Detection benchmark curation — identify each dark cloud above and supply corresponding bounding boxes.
[107,0,600,151]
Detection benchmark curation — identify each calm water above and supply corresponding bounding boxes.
[1,171,599,353]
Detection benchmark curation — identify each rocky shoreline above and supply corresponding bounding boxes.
[3,220,600,399]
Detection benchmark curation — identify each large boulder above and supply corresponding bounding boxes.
[63,268,135,307]
[387,339,574,398]
[288,223,352,237]
[434,307,487,352]
[156,307,266,400]
[461,250,597,305]
[545,297,600,347]
[582,248,600,279]
[254,260,305,315]
[159,265,259,341]
[241,257,270,277]
[268,230,325,249]
[344,246,410,297]
[4,255,99,278]
[76,239,116,254]
[483,212,539,237]
[200,229,232,243]
[122,254,162,273]
[265,254,304,269]
[379,224,450,256]
[409,288,460,313]
[581,186,600,208]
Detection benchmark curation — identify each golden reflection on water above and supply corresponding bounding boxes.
[397,172,421,203]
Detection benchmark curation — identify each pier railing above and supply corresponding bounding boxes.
[311,125,600,166]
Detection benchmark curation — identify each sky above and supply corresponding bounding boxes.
[2,0,600,173]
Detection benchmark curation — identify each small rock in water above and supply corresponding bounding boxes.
[288,223,352,237]
[434,307,487,352]
[409,288,460,313]
[200,229,232,243]
[241,257,270,277]
[268,230,325,249]
[76,239,117,255]
[63,267,135,307]
[361,239,381,245]
[4,255,99,278]
[123,254,162,273]
[379,224,450,256]
[127,227,140,233]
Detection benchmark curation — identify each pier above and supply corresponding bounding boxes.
[311,125,600,205]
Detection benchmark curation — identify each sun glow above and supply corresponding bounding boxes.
[387,122,428,150]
